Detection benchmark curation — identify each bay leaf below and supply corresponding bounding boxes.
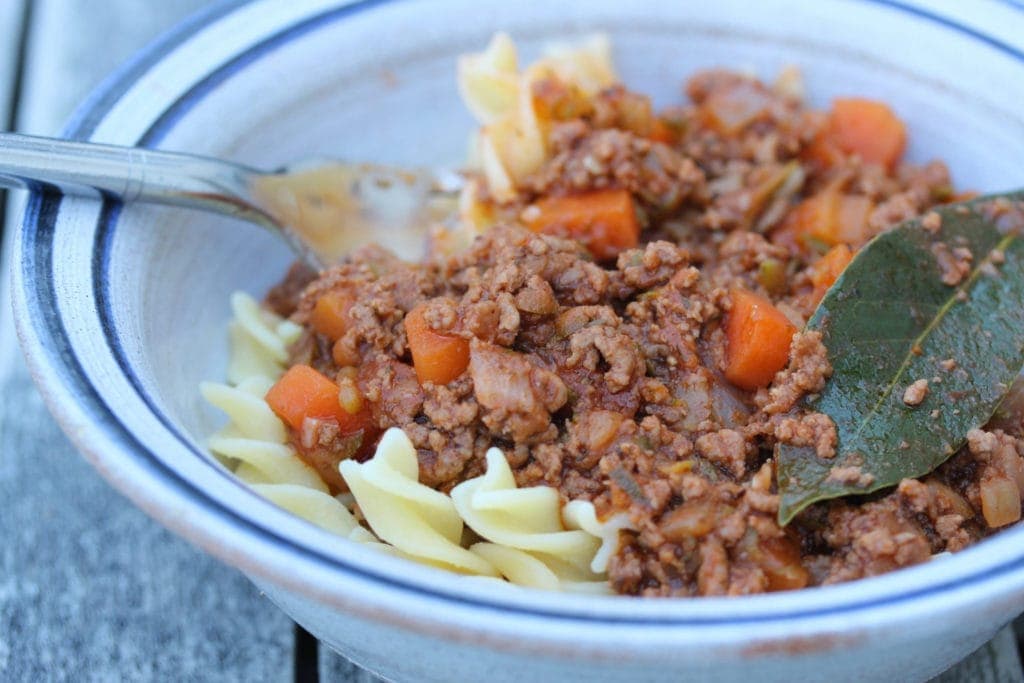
[777,192,1024,525]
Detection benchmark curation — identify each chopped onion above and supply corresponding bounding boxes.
[980,476,1021,528]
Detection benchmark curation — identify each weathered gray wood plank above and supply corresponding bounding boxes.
[934,627,1023,683]
[0,1,297,680]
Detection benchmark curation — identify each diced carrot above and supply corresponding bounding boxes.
[777,184,873,251]
[266,364,371,433]
[724,289,797,391]
[802,131,843,170]
[649,117,677,144]
[829,98,906,170]
[523,188,640,260]
[778,186,839,251]
[404,303,470,385]
[309,291,353,341]
[810,244,853,306]
[266,365,341,430]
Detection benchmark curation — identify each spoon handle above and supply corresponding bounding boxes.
[0,132,274,227]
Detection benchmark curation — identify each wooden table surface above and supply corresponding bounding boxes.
[0,2,1021,681]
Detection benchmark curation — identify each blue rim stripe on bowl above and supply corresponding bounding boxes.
[20,0,1024,624]
[868,0,1024,60]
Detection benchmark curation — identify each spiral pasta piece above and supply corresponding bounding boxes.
[339,429,499,576]
[451,448,601,573]
[226,291,302,384]
[208,436,324,490]
[470,543,612,594]
[540,34,616,97]
[457,32,520,124]
[200,378,286,444]
[457,33,618,202]
[252,483,370,539]
[562,500,635,574]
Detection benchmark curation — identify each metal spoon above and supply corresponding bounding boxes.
[0,132,464,268]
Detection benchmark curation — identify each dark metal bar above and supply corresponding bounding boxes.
[293,622,320,683]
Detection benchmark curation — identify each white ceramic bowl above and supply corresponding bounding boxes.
[14,1,1024,681]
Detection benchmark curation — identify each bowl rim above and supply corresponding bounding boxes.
[13,0,1024,644]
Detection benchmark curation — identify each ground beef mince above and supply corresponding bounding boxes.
[268,69,1024,597]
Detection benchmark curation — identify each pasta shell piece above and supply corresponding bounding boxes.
[473,486,562,522]
[467,449,563,529]
[231,291,290,363]
[562,500,635,574]
[252,483,364,538]
[342,465,497,576]
[350,527,381,544]
[461,575,520,589]
[208,436,327,492]
[451,449,601,568]
[470,543,561,591]
[200,381,287,444]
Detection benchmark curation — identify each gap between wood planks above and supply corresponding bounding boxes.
[294,623,320,683]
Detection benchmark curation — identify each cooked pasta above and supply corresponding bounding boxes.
[562,500,635,575]
[252,484,376,541]
[456,31,519,125]
[457,32,618,202]
[469,543,610,594]
[339,428,499,576]
[451,448,600,573]
[226,291,302,384]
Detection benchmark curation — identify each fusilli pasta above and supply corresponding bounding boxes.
[451,448,600,573]
[340,428,499,576]
[457,32,618,203]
